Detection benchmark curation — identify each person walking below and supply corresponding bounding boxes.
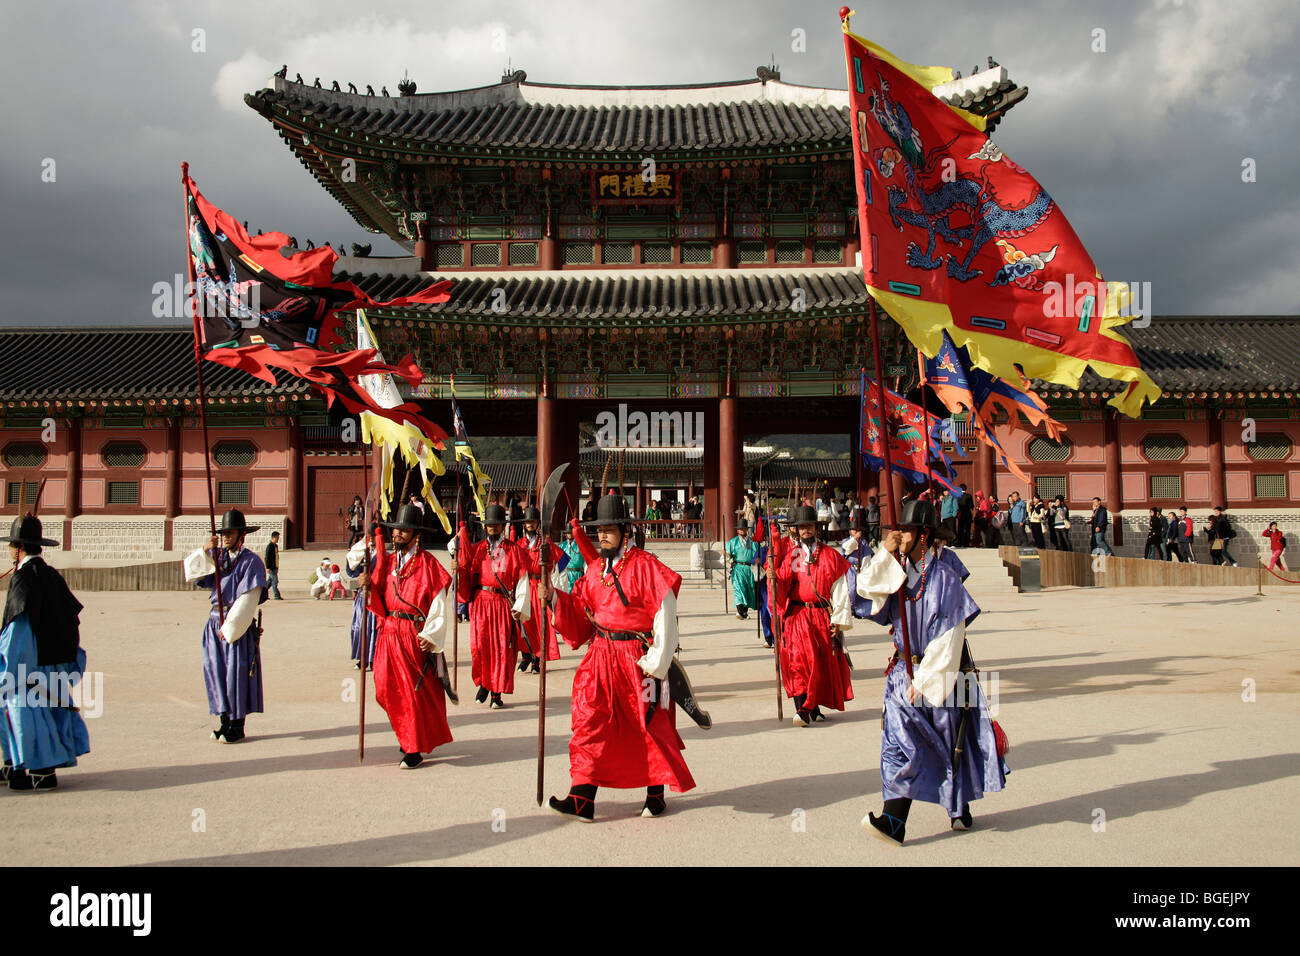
[1175,507,1196,563]
[1263,522,1289,571]
[1214,507,1239,567]
[725,519,760,620]
[344,537,378,669]
[1089,498,1115,556]
[457,504,531,709]
[1,514,91,791]
[263,530,284,600]
[1204,512,1224,565]
[1050,496,1073,552]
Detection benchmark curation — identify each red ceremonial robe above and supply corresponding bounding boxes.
[773,536,854,711]
[521,535,563,661]
[458,528,528,695]
[551,546,696,793]
[367,530,454,754]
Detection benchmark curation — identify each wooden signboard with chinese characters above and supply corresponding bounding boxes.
[591,169,678,205]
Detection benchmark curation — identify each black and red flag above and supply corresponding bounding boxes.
[183,170,451,442]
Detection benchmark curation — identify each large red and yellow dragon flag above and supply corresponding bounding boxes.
[840,12,1159,417]
[184,169,451,443]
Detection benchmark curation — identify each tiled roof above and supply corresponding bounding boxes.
[342,268,868,321]
[756,458,853,487]
[1037,316,1300,395]
[0,328,312,401]
[246,75,852,154]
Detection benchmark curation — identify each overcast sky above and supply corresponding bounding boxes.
[1,0,1295,327]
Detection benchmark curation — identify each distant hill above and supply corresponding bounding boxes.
[755,433,850,459]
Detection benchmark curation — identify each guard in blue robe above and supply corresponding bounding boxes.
[183,510,268,744]
[1,515,90,792]
[855,499,1006,844]
[841,512,876,618]
[755,541,773,646]
[344,539,378,668]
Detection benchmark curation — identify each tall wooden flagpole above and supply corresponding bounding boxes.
[181,162,226,627]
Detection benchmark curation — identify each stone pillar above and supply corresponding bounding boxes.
[63,415,81,551]
[1207,407,1226,507]
[287,418,303,549]
[719,396,741,540]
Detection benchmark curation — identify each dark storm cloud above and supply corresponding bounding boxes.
[0,0,1294,331]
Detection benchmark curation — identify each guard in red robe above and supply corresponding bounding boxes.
[772,504,855,727]
[545,495,695,822]
[516,506,567,674]
[366,504,455,769]
[457,504,531,709]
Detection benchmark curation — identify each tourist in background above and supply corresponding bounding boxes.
[956,484,974,547]
[1174,507,1196,563]
[1090,498,1115,556]
[940,489,959,542]
[866,494,881,548]
[263,530,283,600]
[1008,492,1027,546]
[1144,508,1166,560]
[1263,522,1289,571]
[1027,496,1048,549]
[347,495,365,546]
[1050,496,1072,552]
[1205,507,1238,567]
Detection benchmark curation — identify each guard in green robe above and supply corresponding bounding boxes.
[559,527,586,593]
[725,519,760,619]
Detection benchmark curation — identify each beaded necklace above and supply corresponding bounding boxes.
[904,545,928,603]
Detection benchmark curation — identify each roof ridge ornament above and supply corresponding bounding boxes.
[398,71,416,96]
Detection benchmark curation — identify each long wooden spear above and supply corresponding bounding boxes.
[181,163,226,628]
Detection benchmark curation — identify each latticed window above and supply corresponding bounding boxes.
[6,481,39,506]
[101,440,146,469]
[680,242,711,264]
[3,442,47,468]
[218,481,250,504]
[641,243,672,264]
[1142,434,1187,461]
[1254,474,1287,498]
[213,441,257,468]
[1027,436,1072,463]
[435,245,462,268]
[563,242,594,264]
[470,243,501,266]
[813,240,842,263]
[507,243,538,266]
[1150,475,1182,499]
[1246,433,1292,461]
[1035,475,1067,500]
[738,241,766,264]
[107,481,139,505]
[602,242,634,265]
[775,239,804,263]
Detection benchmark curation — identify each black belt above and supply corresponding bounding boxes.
[790,599,830,609]
[483,586,512,598]
[594,625,649,643]
[394,611,425,623]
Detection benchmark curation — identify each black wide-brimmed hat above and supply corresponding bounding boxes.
[2,514,59,549]
[482,504,508,525]
[897,498,940,532]
[379,503,434,534]
[735,518,751,532]
[217,509,260,535]
[788,505,826,526]
[523,506,541,522]
[581,493,636,528]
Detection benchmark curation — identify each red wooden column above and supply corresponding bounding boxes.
[163,416,180,550]
[413,219,435,272]
[975,434,996,498]
[718,395,741,540]
[286,417,303,549]
[1207,406,1226,507]
[1103,406,1124,545]
[703,401,721,540]
[712,236,735,268]
[559,400,580,522]
[536,391,559,507]
[62,414,81,551]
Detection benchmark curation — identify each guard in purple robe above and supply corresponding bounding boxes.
[841,509,876,618]
[183,510,268,744]
[855,498,1006,844]
[344,538,378,668]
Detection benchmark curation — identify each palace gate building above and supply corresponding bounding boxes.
[2,66,1298,566]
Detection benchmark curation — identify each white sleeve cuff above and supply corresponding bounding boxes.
[183,547,215,582]
[513,574,531,619]
[856,547,906,614]
[219,588,262,642]
[417,587,452,654]
[830,573,853,629]
[638,591,679,680]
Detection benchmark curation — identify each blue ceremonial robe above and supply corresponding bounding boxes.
[843,537,876,618]
[866,554,1006,815]
[194,548,267,719]
[0,616,90,771]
